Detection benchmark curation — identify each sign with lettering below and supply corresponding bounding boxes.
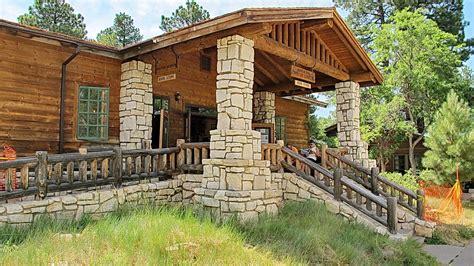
[157,73,176,83]
[294,80,312,89]
[291,65,315,83]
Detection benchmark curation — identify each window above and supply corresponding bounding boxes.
[393,155,407,173]
[153,97,169,115]
[200,54,211,71]
[77,86,109,141]
[275,116,287,143]
[152,96,170,148]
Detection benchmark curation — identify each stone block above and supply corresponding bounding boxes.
[201,197,220,208]
[8,214,33,223]
[229,202,246,212]
[5,204,23,214]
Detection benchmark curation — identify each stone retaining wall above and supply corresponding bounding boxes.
[281,172,435,238]
[0,172,434,239]
[0,175,197,226]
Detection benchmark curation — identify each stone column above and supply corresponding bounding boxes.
[196,35,283,221]
[119,60,153,149]
[335,81,374,168]
[253,91,276,124]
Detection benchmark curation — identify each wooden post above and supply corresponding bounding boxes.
[370,167,379,195]
[21,165,29,189]
[35,151,48,199]
[176,139,185,168]
[387,197,398,234]
[113,147,123,188]
[159,109,165,149]
[321,144,328,168]
[416,190,425,219]
[334,167,343,201]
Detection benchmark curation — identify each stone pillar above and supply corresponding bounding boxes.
[253,91,276,124]
[335,81,373,167]
[119,60,153,149]
[196,35,283,221]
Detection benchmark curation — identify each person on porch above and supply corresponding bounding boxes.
[305,140,321,164]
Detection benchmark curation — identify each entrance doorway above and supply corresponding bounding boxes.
[152,96,170,148]
[185,106,217,142]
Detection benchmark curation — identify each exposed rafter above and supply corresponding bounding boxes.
[254,60,281,84]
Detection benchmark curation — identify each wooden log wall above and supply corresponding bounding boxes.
[0,30,121,156]
[275,96,310,149]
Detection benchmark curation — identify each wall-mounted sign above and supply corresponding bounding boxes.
[157,73,176,83]
[291,65,315,83]
[252,123,274,144]
[294,79,312,89]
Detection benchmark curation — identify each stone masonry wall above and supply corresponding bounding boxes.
[253,91,276,124]
[120,60,153,149]
[335,81,375,168]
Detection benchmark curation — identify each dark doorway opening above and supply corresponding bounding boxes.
[185,106,217,142]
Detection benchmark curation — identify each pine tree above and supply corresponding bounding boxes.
[96,13,143,48]
[18,0,87,39]
[421,90,474,185]
[160,0,210,32]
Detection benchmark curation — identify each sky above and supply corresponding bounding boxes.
[1,0,473,116]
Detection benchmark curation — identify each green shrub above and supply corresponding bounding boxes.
[381,172,419,192]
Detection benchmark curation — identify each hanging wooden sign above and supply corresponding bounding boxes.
[291,65,315,83]
[157,73,176,83]
[294,80,312,89]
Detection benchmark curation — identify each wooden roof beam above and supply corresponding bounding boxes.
[351,72,376,83]
[254,35,350,81]
[258,51,291,80]
[254,61,281,84]
[301,19,333,31]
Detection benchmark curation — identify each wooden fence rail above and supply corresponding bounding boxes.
[281,147,397,234]
[0,147,180,201]
[324,147,424,219]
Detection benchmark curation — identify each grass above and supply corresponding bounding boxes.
[0,202,438,265]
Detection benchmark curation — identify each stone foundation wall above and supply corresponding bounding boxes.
[253,91,275,124]
[120,60,153,149]
[281,172,435,238]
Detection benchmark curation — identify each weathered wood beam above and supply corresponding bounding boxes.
[254,61,281,84]
[279,85,335,96]
[351,72,376,83]
[123,23,272,58]
[301,19,333,31]
[254,36,350,81]
[258,51,291,80]
[254,76,265,87]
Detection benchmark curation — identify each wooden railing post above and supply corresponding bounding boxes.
[334,167,343,201]
[321,144,328,168]
[416,190,425,219]
[387,197,398,234]
[176,139,185,168]
[35,151,48,199]
[276,140,284,168]
[370,167,379,195]
[113,147,122,188]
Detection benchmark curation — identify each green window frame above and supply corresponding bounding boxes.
[275,116,287,143]
[77,86,110,141]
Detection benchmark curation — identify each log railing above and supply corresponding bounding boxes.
[324,148,424,219]
[282,147,398,234]
[0,147,180,201]
[177,142,210,172]
[261,141,284,171]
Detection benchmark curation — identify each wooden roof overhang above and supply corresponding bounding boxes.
[122,8,383,96]
[0,8,382,96]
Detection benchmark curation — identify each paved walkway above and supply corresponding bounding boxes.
[423,241,473,265]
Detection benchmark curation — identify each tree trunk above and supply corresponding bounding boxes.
[408,135,417,175]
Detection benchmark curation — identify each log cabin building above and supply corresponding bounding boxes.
[0,8,382,168]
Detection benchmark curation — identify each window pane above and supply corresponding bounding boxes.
[77,86,109,141]
[78,126,87,137]
[79,88,88,100]
[89,101,98,113]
